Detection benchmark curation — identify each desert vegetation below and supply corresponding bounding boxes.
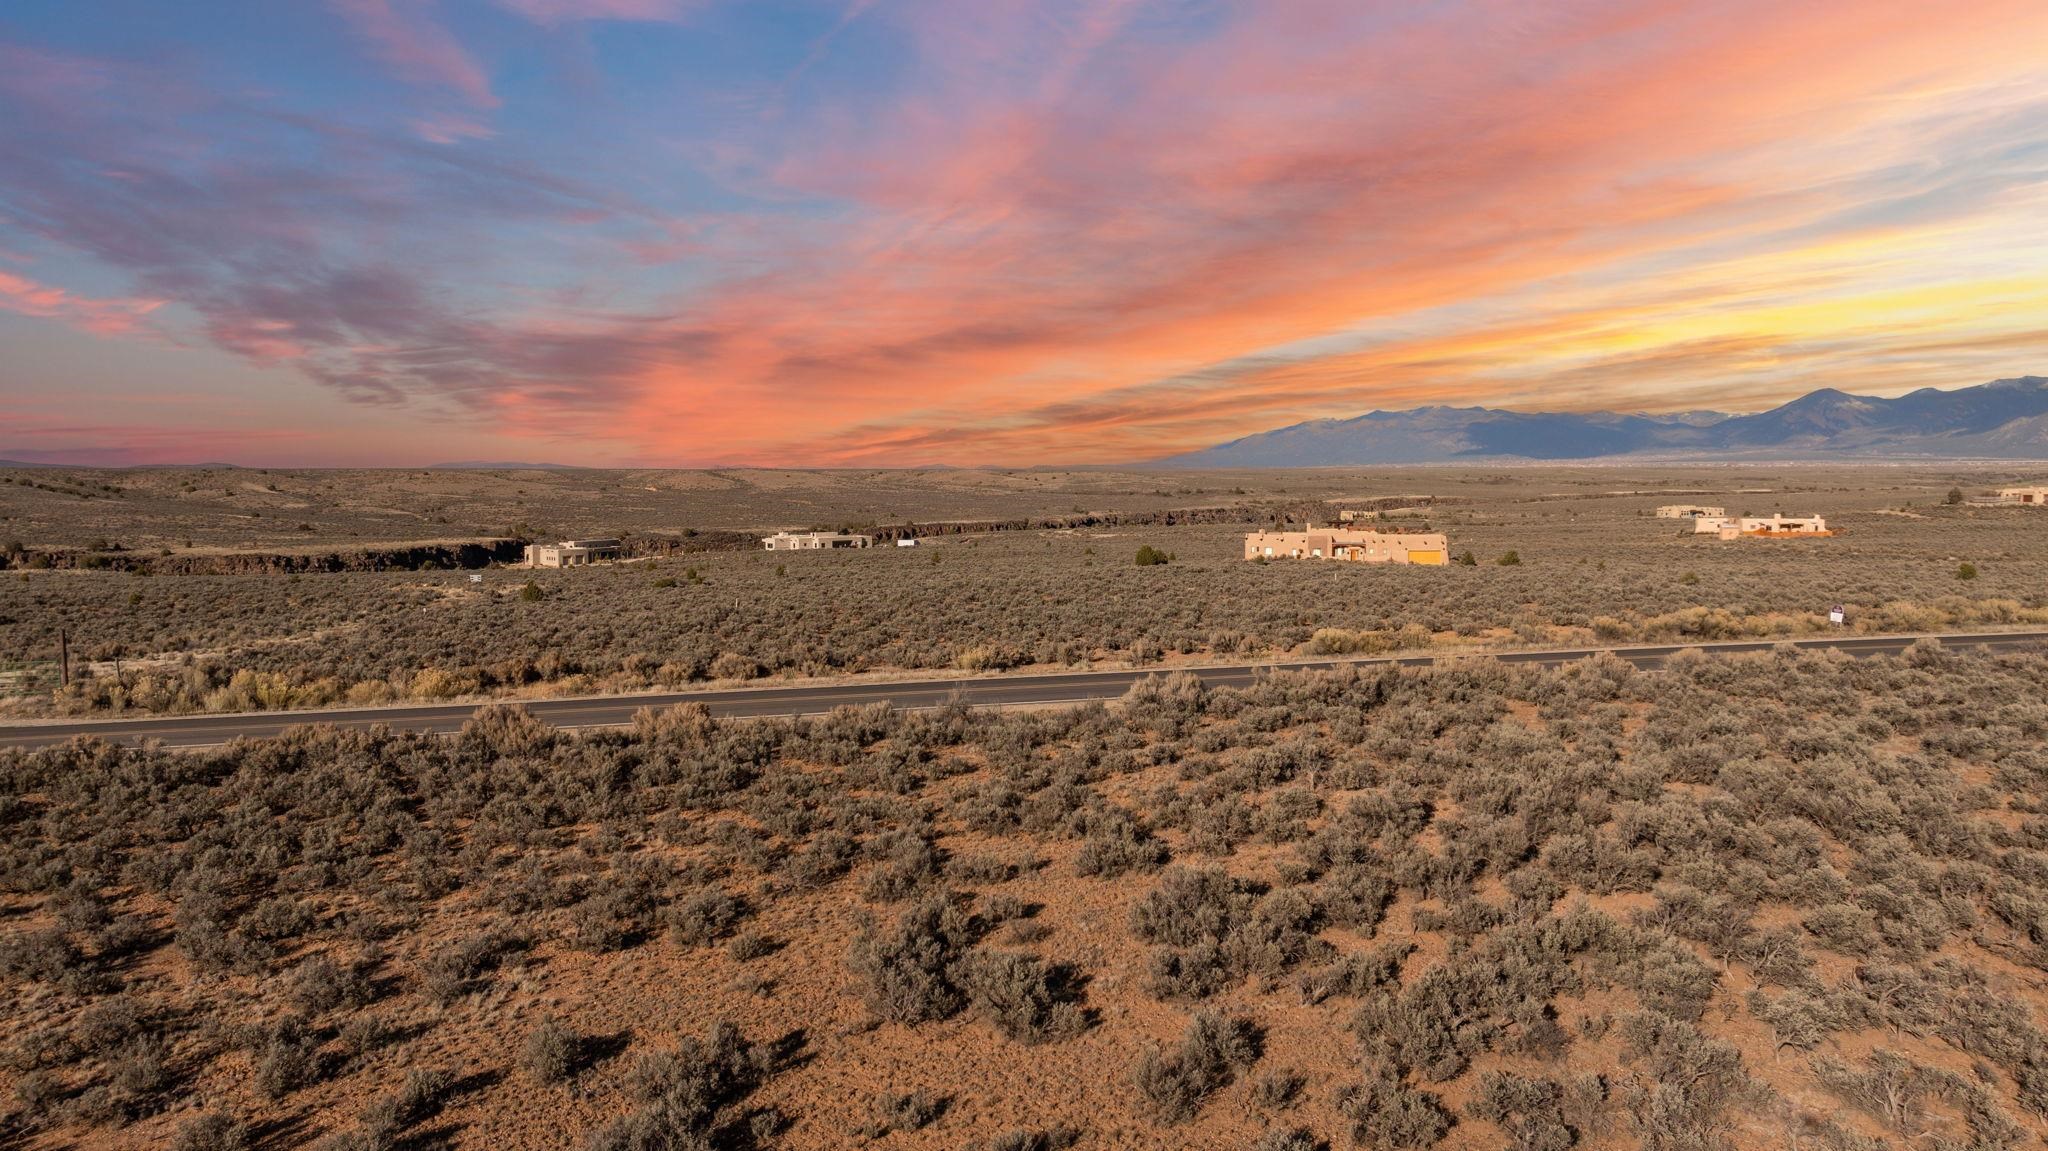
[4,641,2048,1147]
[5,466,2048,716]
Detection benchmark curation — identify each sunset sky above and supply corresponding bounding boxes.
[3,1,2046,466]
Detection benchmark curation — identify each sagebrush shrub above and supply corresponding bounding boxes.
[988,1127,1082,1151]
[860,1089,945,1136]
[522,1016,582,1084]
[847,896,978,1025]
[1252,1128,1324,1151]
[668,890,748,947]
[591,1022,773,1150]
[1339,1071,1453,1149]
[1133,1011,1262,1123]
[171,1113,250,1151]
[958,951,1091,1044]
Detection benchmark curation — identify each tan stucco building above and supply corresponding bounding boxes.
[762,531,873,551]
[1656,504,1726,518]
[1698,514,1830,539]
[2002,487,2048,505]
[525,538,621,567]
[1245,526,1448,565]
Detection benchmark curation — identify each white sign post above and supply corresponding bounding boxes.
[1828,604,1845,626]
[470,573,483,584]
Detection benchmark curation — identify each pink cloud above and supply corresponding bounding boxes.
[411,112,497,144]
[0,268,164,336]
[10,0,2048,467]
[330,0,498,108]
[495,0,701,24]
[0,43,113,102]
[0,423,314,467]
[589,0,2048,464]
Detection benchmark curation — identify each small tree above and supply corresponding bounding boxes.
[1945,487,1964,505]
[1136,546,1172,567]
[1496,551,1522,566]
[1956,562,1978,581]
[519,580,545,602]
[1454,551,1477,566]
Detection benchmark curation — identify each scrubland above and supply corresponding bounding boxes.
[5,643,2048,1149]
[4,465,2047,716]
[0,465,1349,552]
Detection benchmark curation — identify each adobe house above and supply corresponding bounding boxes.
[1698,514,1831,539]
[1245,524,1449,565]
[761,531,874,551]
[1738,513,1829,535]
[2001,486,2048,505]
[524,538,621,567]
[1656,504,1726,518]
[1691,513,1830,538]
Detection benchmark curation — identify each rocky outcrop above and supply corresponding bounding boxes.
[9,539,527,574]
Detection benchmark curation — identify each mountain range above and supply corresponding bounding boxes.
[1159,376,2048,466]
[426,461,586,470]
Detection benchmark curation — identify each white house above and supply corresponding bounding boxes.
[762,531,873,551]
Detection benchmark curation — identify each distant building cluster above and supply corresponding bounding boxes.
[524,538,620,567]
[1245,524,1449,565]
[1652,502,1832,539]
[1694,514,1831,540]
[762,531,873,551]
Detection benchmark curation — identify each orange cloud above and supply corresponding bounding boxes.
[10,2,2048,466]
[0,268,164,336]
[575,0,2048,464]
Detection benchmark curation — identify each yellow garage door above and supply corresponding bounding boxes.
[1407,550,1446,565]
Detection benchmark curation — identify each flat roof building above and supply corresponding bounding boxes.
[1656,504,1726,518]
[763,530,873,551]
[2001,486,2048,505]
[1699,514,1830,539]
[1246,525,1448,565]
[526,538,621,567]
[1740,513,1828,535]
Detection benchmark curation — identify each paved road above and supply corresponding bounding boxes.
[3,630,2043,751]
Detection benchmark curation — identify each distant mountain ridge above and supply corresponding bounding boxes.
[427,461,586,470]
[1158,376,2048,466]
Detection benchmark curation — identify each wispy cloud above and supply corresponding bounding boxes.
[0,268,163,336]
[330,0,498,109]
[0,418,313,467]
[495,0,702,24]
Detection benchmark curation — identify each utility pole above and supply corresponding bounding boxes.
[58,628,69,688]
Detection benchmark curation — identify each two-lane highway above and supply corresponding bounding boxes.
[2,630,2042,751]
